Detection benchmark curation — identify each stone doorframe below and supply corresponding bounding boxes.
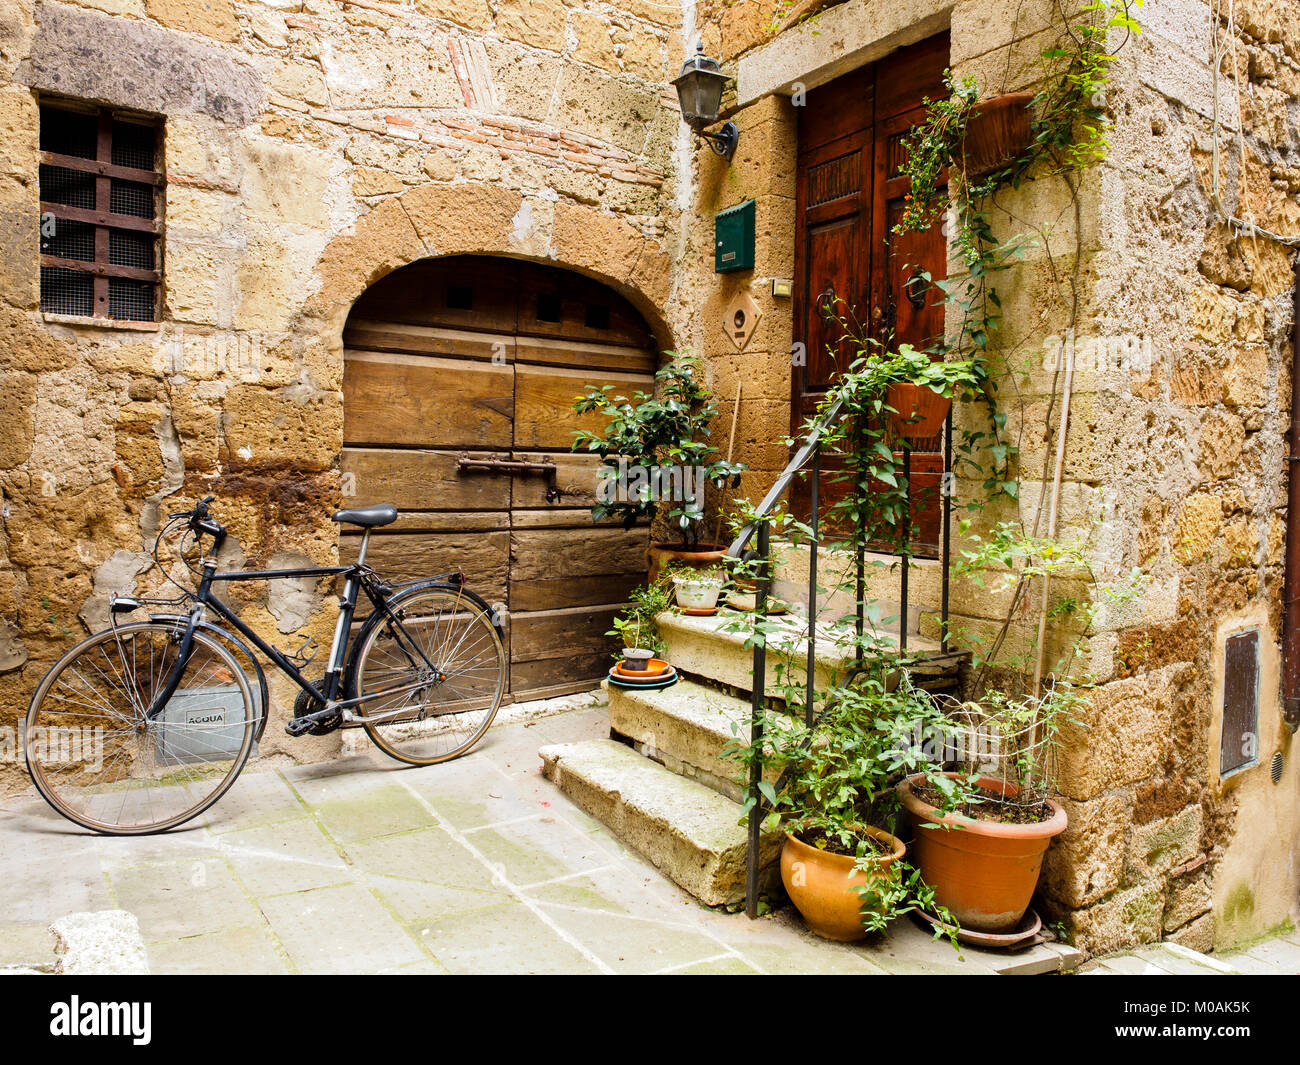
[303,182,675,370]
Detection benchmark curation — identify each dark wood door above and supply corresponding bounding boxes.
[342,256,657,700]
[792,33,950,555]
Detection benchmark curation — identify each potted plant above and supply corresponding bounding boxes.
[572,353,746,581]
[733,672,964,942]
[667,563,726,614]
[607,582,671,672]
[898,685,1080,934]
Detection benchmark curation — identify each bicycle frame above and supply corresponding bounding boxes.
[144,529,452,728]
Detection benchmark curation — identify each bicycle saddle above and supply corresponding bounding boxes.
[332,503,398,527]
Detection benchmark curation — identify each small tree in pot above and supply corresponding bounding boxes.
[572,353,746,579]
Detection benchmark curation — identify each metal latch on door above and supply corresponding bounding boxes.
[456,453,564,502]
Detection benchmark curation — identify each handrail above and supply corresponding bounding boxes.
[726,395,844,559]
[728,387,951,920]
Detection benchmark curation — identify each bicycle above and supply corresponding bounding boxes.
[24,496,508,835]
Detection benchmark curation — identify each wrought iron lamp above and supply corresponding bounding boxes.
[671,43,739,160]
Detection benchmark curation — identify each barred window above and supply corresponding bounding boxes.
[39,101,163,323]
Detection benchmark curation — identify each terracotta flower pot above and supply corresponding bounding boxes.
[898,773,1067,934]
[960,92,1034,178]
[780,827,905,942]
[647,543,726,583]
[886,383,951,440]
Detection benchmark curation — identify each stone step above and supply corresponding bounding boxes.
[606,677,772,803]
[539,738,782,907]
[656,610,962,699]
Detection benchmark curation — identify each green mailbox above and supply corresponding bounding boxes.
[714,200,755,273]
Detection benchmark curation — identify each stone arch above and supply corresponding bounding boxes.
[303,182,675,359]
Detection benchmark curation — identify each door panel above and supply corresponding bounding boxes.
[791,33,950,557]
[343,351,514,449]
[342,255,656,699]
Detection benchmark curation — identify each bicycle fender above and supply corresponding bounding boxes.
[150,613,271,742]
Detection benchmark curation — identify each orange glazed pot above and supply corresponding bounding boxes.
[647,543,726,583]
[898,773,1067,934]
[780,827,905,942]
[886,383,951,440]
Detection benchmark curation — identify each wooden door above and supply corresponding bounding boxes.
[791,33,950,555]
[342,256,657,700]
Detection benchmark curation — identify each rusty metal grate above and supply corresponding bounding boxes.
[38,101,163,323]
[40,266,94,317]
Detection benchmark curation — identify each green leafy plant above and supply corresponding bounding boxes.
[727,671,973,937]
[607,582,671,656]
[572,352,746,549]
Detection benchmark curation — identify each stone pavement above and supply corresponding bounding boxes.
[1083,936,1300,975]
[1,700,1082,975]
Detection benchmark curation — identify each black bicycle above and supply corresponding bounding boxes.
[24,496,507,835]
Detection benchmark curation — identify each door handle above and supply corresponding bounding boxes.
[457,453,563,502]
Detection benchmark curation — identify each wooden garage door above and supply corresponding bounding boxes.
[341,256,657,700]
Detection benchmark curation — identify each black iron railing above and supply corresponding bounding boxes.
[725,399,954,918]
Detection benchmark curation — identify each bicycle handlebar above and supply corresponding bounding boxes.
[169,495,227,548]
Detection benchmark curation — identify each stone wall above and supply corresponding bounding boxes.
[0,0,685,789]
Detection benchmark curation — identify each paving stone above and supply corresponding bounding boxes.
[1242,936,1300,973]
[145,925,289,975]
[669,955,762,974]
[1,853,114,923]
[414,901,602,975]
[464,813,622,887]
[523,865,714,925]
[200,770,308,835]
[109,858,261,942]
[259,884,426,974]
[344,827,502,892]
[305,782,438,843]
[405,757,559,831]
[536,902,727,974]
[368,874,510,922]
[0,922,56,970]
[220,818,353,897]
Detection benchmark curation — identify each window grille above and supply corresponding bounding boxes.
[38,102,163,322]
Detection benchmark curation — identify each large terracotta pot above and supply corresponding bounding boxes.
[899,773,1067,933]
[647,543,726,583]
[960,92,1034,178]
[780,827,905,942]
[886,383,951,440]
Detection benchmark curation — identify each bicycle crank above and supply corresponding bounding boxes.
[287,689,342,737]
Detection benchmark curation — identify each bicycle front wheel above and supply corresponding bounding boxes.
[25,621,257,835]
[352,588,507,765]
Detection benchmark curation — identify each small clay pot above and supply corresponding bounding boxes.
[780,827,906,942]
[886,383,951,440]
[898,773,1067,934]
[960,92,1034,177]
[621,648,655,672]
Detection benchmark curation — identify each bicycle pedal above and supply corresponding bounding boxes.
[284,716,315,737]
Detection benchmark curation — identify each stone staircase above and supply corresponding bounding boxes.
[540,594,964,907]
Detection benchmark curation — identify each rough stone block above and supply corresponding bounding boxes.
[1126,804,1203,881]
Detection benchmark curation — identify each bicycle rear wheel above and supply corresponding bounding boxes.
[352,588,507,765]
[25,621,257,835]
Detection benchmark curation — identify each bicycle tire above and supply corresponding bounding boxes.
[25,620,257,835]
[351,586,507,766]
